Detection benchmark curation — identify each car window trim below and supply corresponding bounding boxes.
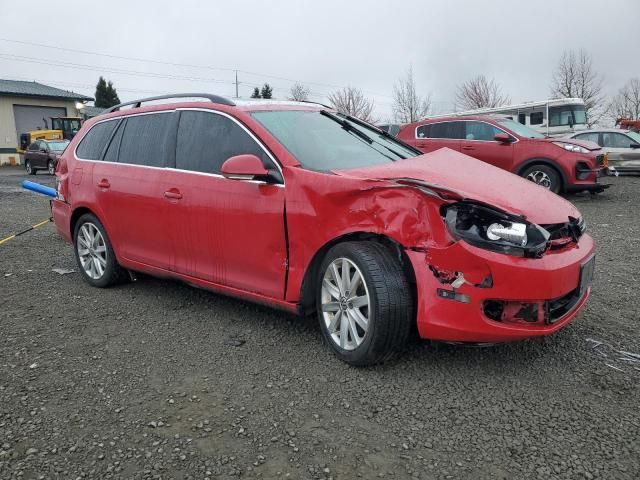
[415,119,518,144]
[74,108,284,187]
[176,107,284,184]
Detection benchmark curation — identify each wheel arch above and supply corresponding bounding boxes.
[297,232,417,317]
[516,158,567,190]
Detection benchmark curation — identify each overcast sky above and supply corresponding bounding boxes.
[1,0,638,120]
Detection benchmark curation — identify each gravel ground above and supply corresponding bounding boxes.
[0,166,638,480]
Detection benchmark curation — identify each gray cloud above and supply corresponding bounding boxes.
[0,0,638,120]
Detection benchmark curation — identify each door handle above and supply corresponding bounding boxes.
[164,189,183,200]
[97,179,110,189]
[461,146,474,151]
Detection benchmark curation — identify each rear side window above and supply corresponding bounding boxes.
[76,120,118,160]
[530,112,544,125]
[118,113,172,167]
[417,121,464,139]
[575,132,600,145]
[176,110,268,174]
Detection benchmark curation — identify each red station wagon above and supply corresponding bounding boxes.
[396,115,610,193]
[52,94,596,365]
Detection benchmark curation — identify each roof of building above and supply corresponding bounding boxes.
[79,105,107,118]
[0,79,93,101]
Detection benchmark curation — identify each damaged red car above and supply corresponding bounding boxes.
[51,94,595,366]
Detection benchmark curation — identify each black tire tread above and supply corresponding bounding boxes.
[318,241,413,366]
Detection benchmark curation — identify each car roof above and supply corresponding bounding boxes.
[415,114,509,124]
[570,128,633,135]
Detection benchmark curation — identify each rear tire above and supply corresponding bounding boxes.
[521,164,561,193]
[316,241,413,366]
[73,213,127,288]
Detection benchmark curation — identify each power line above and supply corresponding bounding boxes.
[0,37,394,100]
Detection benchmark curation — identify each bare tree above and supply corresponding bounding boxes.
[550,49,604,126]
[608,78,640,124]
[288,82,310,102]
[392,66,431,123]
[455,75,510,110]
[327,86,376,122]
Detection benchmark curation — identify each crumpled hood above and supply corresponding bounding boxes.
[334,148,581,225]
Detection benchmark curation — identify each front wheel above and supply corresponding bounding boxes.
[47,160,55,175]
[316,242,413,366]
[521,164,561,193]
[73,213,127,287]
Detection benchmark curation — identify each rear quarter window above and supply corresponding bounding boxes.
[76,120,118,160]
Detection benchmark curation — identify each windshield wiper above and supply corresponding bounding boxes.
[320,110,374,144]
[342,114,415,159]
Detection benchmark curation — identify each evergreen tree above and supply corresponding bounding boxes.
[251,87,261,99]
[94,76,121,108]
[260,83,273,99]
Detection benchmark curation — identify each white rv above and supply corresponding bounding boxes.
[434,98,588,137]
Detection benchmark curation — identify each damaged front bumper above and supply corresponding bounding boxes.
[408,234,595,342]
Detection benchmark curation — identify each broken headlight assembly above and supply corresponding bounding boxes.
[442,202,550,257]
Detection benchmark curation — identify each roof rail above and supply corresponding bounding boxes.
[105,93,236,113]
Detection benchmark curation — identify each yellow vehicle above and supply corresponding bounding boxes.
[18,117,83,154]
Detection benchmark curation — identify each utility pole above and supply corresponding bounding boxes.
[235,70,239,98]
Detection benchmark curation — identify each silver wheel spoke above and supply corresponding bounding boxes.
[350,295,368,308]
[350,308,369,330]
[339,313,348,348]
[321,302,340,312]
[341,259,350,293]
[328,312,340,333]
[348,269,361,293]
[322,278,341,300]
[329,263,342,294]
[347,314,360,345]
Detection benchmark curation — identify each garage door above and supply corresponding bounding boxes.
[13,105,67,142]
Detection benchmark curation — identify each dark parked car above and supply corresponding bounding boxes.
[24,139,70,175]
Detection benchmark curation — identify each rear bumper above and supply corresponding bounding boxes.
[409,235,595,342]
[51,199,72,243]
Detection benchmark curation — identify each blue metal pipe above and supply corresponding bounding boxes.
[21,180,57,198]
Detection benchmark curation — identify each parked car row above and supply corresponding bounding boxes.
[50,94,596,365]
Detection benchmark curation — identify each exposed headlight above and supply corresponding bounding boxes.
[553,142,589,154]
[442,202,550,257]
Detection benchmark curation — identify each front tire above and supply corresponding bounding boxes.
[316,242,413,366]
[47,160,55,175]
[73,213,127,287]
[521,164,561,193]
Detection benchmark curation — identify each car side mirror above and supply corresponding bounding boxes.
[221,154,271,181]
[630,143,640,149]
[494,132,512,143]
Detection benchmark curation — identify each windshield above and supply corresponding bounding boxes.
[47,140,69,152]
[496,118,545,138]
[549,105,587,127]
[250,110,419,171]
[626,130,640,144]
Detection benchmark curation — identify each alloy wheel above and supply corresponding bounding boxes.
[526,170,552,189]
[77,222,107,280]
[48,161,55,175]
[25,161,32,174]
[320,257,370,351]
